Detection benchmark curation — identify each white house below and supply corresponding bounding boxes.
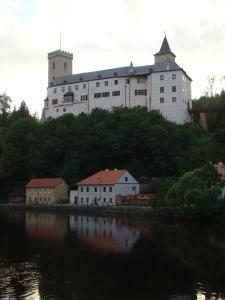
[42,36,192,124]
[75,169,140,206]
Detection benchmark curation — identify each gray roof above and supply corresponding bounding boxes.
[51,61,190,87]
[154,36,176,56]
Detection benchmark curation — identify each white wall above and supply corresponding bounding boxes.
[70,190,78,204]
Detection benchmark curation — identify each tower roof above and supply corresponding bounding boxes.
[154,36,176,57]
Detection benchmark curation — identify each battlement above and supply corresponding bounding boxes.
[48,50,73,60]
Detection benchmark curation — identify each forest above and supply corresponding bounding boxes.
[0,91,225,199]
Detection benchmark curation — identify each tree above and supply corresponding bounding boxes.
[0,92,12,125]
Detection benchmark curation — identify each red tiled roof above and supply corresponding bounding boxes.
[77,169,126,185]
[216,164,225,182]
[26,178,63,188]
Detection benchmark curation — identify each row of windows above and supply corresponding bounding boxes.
[28,197,51,202]
[27,188,52,193]
[160,97,177,103]
[160,86,176,93]
[53,95,89,105]
[160,74,177,80]
[80,186,113,193]
[80,197,113,204]
[94,91,120,98]
[53,77,145,94]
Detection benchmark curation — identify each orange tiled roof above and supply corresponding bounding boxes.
[26,178,63,188]
[216,164,225,182]
[77,169,126,185]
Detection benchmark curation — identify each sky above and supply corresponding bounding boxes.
[0,0,225,117]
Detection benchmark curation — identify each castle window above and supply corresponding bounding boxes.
[68,86,71,91]
[135,89,147,96]
[103,187,106,192]
[64,62,67,71]
[160,87,164,93]
[112,91,120,96]
[172,74,176,80]
[83,83,86,89]
[75,85,78,90]
[104,81,108,86]
[160,75,164,80]
[172,86,176,92]
[86,187,89,192]
[172,97,176,102]
[52,99,58,105]
[160,97,164,103]
[96,82,100,87]
[53,88,57,93]
[81,95,88,101]
[114,80,118,85]
[63,108,66,112]
[109,187,112,192]
[61,86,65,92]
[126,79,130,84]
[114,72,118,76]
[94,93,101,98]
[53,62,55,70]
[56,108,59,112]
[63,92,74,103]
[102,92,110,97]
[137,77,146,83]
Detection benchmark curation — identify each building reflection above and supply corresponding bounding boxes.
[169,294,195,300]
[25,212,67,241]
[70,215,140,254]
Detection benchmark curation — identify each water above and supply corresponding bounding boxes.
[0,211,225,300]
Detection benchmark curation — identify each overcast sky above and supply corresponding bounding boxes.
[0,0,225,116]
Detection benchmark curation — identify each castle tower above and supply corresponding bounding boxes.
[154,36,176,64]
[48,50,73,86]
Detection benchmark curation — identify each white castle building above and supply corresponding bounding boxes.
[42,36,192,124]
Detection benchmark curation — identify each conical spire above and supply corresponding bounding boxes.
[154,35,176,64]
[159,35,171,53]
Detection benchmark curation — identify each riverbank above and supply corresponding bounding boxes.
[0,203,178,218]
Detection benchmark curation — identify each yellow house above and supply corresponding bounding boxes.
[26,178,68,204]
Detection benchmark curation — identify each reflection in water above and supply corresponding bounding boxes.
[0,211,225,299]
[25,212,67,241]
[70,215,140,254]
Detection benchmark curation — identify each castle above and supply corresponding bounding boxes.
[42,36,192,124]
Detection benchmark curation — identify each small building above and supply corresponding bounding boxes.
[26,178,68,204]
[215,162,225,198]
[9,186,26,203]
[76,169,140,206]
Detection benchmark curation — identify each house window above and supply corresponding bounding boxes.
[81,198,83,203]
[81,95,88,101]
[53,88,57,94]
[172,97,176,102]
[126,79,130,84]
[94,93,101,98]
[172,86,176,92]
[102,92,110,97]
[160,97,164,103]
[94,187,97,192]
[103,198,106,203]
[86,187,89,192]
[132,186,136,192]
[75,85,79,90]
[112,91,120,96]
[110,198,112,203]
[86,198,89,203]
[137,77,146,83]
[81,187,83,192]
[114,80,118,85]
[103,187,106,192]
[160,75,164,80]
[61,86,65,92]
[109,187,112,192]
[52,99,58,105]
[160,87,164,93]
[83,83,86,89]
[104,81,108,86]
[135,89,147,96]
[125,177,128,182]
[96,82,100,87]
[172,74,176,80]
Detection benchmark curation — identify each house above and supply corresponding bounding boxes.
[42,36,192,124]
[215,163,225,198]
[9,186,26,203]
[26,178,68,204]
[75,169,140,206]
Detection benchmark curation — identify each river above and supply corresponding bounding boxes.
[0,211,225,299]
